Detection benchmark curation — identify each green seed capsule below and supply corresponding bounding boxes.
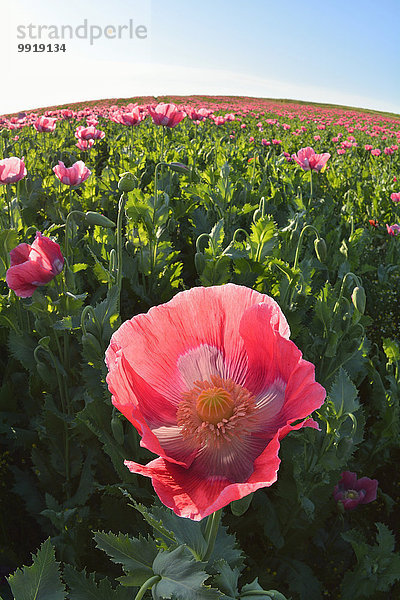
[118,172,136,192]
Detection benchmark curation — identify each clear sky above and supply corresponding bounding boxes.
[1,0,399,115]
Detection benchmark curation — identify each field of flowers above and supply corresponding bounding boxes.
[0,95,399,600]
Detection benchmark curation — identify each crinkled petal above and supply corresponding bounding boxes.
[124,433,281,520]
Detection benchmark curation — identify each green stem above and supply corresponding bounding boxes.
[309,168,313,204]
[134,575,161,600]
[160,126,165,162]
[292,224,320,271]
[202,509,222,562]
[332,272,362,315]
[116,192,127,308]
[64,209,85,265]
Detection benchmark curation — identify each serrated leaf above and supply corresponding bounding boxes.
[212,560,239,597]
[63,566,132,600]
[94,531,157,584]
[152,546,219,600]
[209,523,244,570]
[7,538,66,600]
[328,368,359,417]
[279,558,322,600]
[149,505,207,559]
[8,330,37,372]
[241,578,288,600]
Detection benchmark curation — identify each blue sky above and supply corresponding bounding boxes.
[1,0,399,115]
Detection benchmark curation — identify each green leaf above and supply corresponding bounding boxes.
[212,560,240,598]
[279,559,322,600]
[149,505,207,559]
[93,531,157,585]
[382,338,400,364]
[230,493,254,516]
[152,546,220,599]
[7,538,66,600]
[8,330,37,372]
[209,523,244,570]
[241,578,288,599]
[63,566,132,600]
[328,368,359,417]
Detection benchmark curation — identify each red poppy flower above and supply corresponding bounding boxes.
[106,285,325,520]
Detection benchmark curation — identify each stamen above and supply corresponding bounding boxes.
[177,375,256,448]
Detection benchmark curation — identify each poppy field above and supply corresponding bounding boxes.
[0,95,399,599]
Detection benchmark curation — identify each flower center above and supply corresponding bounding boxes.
[195,387,235,425]
[344,489,359,500]
[177,375,256,448]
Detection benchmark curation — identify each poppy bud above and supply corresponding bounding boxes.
[194,252,206,274]
[118,172,136,192]
[111,415,125,445]
[351,286,366,314]
[314,237,327,262]
[82,333,103,359]
[85,211,115,228]
[168,162,190,174]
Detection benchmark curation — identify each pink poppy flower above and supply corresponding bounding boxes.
[386,223,400,236]
[105,284,326,520]
[75,125,105,141]
[75,139,95,151]
[6,232,64,298]
[293,147,331,172]
[117,107,144,126]
[53,160,91,186]
[390,193,400,203]
[371,149,381,156]
[34,116,57,132]
[0,157,27,184]
[333,471,378,510]
[147,103,186,128]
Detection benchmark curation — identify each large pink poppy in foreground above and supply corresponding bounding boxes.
[106,284,325,520]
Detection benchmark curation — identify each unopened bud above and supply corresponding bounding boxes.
[314,237,327,262]
[111,415,125,445]
[168,162,190,174]
[194,252,206,274]
[351,286,366,314]
[85,211,115,228]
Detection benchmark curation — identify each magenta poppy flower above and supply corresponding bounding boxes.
[386,223,400,236]
[390,192,400,203]
[333,471,378,510]
[0,157,27,185]
[34,116,57,132]
[147,103,186,128]
[293,146,331,172]
[105,284,326,520]
[53,160,91,186]
[6,232,64,298]
[75,125,105,141]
